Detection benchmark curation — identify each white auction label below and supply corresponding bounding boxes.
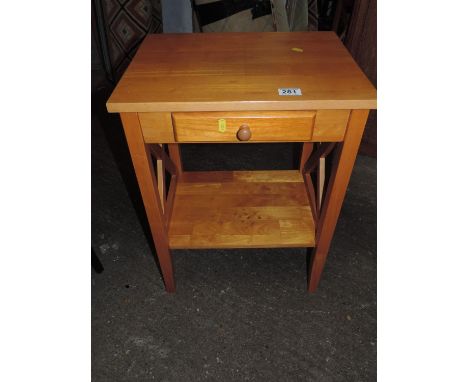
[278,88,302,96]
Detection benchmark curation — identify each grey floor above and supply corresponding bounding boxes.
[92,92,376,381]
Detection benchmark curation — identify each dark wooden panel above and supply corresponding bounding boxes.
[345,0,377,157]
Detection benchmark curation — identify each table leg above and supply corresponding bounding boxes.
[168,143,183,174]
[308,109,369,292]
[120,113,176,292]
[156,144,166,213]
[316,157,326,211]
[300,142,314,172]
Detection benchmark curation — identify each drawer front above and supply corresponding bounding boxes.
[172,111,316,142]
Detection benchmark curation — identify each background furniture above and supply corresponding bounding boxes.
[344,0,376,156]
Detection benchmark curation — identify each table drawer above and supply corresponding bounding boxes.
[172,111,316,142]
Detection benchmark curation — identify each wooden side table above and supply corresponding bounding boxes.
[106,32,377,293]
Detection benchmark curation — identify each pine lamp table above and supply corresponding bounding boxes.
[106,32,377,293]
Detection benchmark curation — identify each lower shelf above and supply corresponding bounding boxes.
[168,170,315,249]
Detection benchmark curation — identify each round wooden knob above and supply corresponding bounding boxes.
[237,124,251,141]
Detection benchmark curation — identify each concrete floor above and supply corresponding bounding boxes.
[91,91,376,381]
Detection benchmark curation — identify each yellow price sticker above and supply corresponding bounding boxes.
[218,118,226,132]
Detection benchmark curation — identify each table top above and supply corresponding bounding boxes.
[107,32,376,113]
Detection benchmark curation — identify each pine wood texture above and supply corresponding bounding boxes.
[119,113,175,292]
[172,111,315,142]
[314,109,350,141]
[168,171,315,249]
[140,109,351,143]
[107,32,377,292]
[156,149,165,213]
[139,112,175,143]
[317,158,326,211]
[308,109,369,292]
[106,32,377,113]
[148,143,179,227]
[302,142,336,174]
[300,143,314,172]
[167,143,183,173]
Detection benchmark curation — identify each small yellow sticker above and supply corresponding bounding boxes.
[291,47,303,53]
[218,118,226,132]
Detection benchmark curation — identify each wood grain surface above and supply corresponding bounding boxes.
[107,32,376,112]
[172,111,315,142]
[139,112,175,143]
[168,170,315,249]
[119,113,176,292]
[313,109,350,141]
[308,109,369,292]
[108,32,376,292]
